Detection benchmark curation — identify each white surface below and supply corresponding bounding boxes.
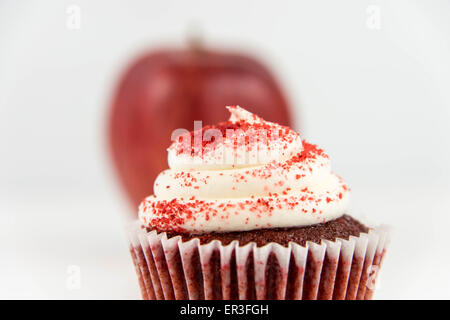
[1,0,450,299]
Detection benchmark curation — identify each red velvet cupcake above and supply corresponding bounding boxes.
[128,106,389,300]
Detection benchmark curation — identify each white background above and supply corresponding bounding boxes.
[1,0,449,299]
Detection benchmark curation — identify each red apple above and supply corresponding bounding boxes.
[109,45,292,212]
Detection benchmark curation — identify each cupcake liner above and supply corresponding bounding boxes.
[127,223,390,300]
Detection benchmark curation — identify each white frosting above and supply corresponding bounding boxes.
[139,106,350,233]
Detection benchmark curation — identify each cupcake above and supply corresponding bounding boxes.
[128,106,389,300]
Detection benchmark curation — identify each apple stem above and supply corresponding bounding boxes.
[187,22,203,52]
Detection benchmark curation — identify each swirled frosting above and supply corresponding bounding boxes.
[139,106,350,234]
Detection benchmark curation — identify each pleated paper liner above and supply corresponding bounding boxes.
[128,222,390,300]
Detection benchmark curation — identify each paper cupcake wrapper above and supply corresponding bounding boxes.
[128,223,390,300]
